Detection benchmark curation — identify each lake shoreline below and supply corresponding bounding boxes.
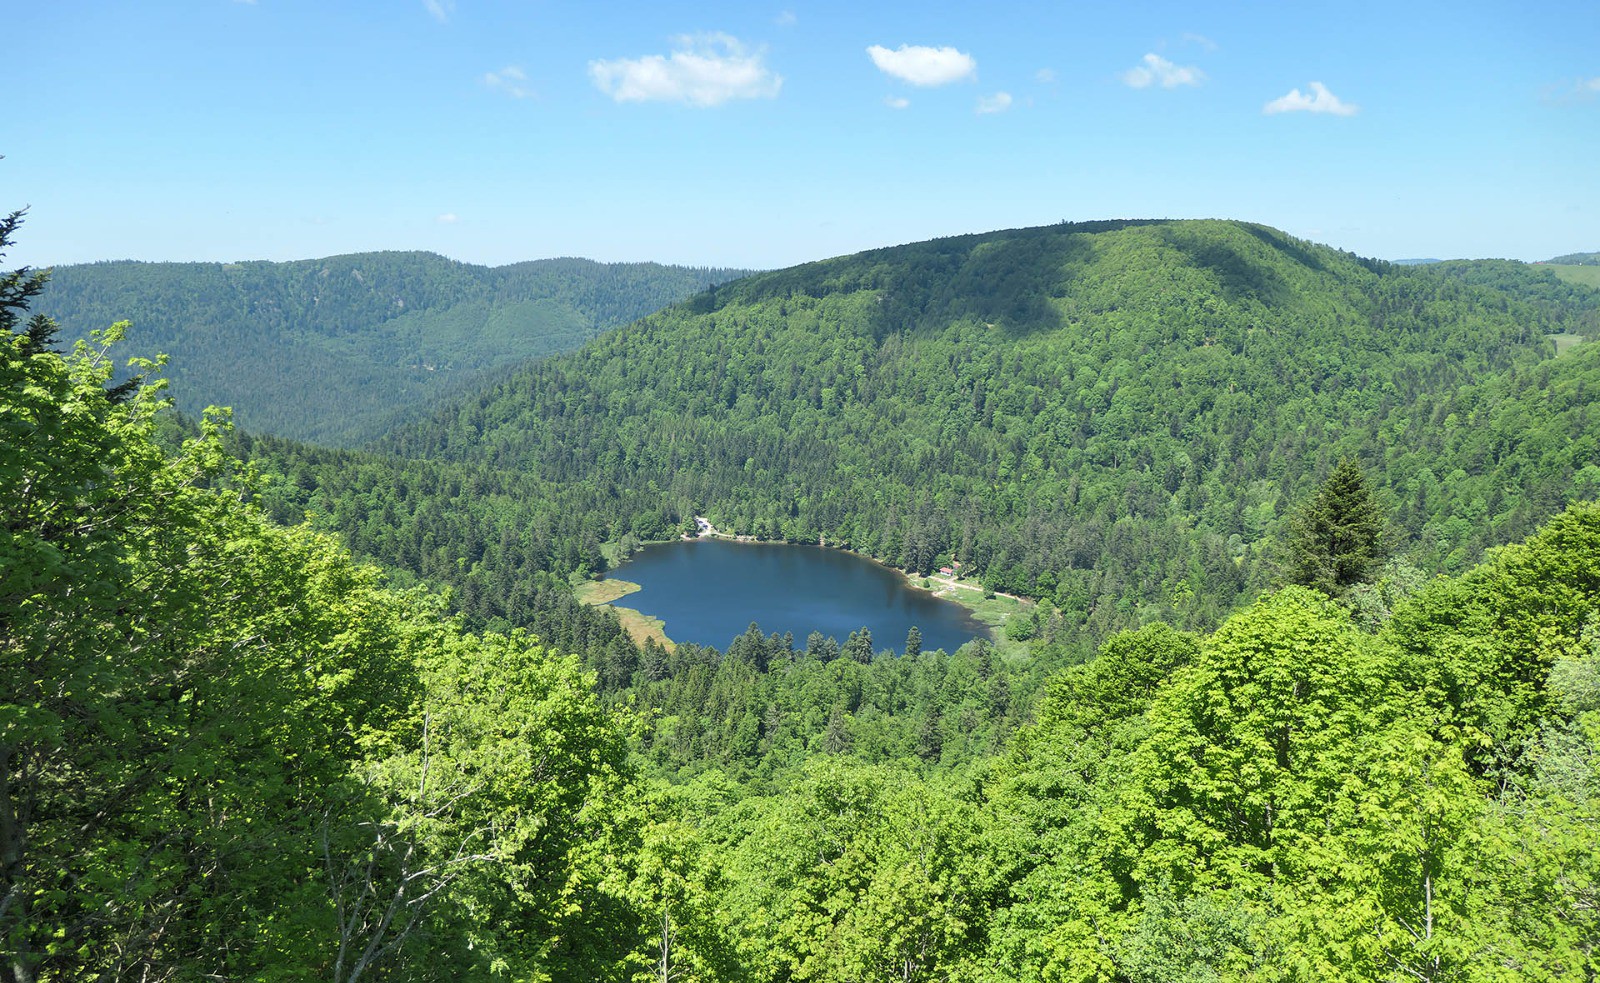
[587,524,1030,653]
[573,578,676,652]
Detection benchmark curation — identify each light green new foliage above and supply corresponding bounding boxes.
[1549,617,1600,717]
[1386,502,1600,769]
[1301,701,1481,981]
[606,774,744,983]
[1124,589,1389,892]
[996,588,1483,982]
[977,624,1200,983]
[1115,882,1280,983]
[2,213,640,982]
[1459,618,1600,981]
[718,760,985,983]
[986,508,1600,982]
[340,630,632,981]
[1,294,419,978]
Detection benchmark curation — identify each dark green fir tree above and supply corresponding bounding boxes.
[1286,458,1386,597]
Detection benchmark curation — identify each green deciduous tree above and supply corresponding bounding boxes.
[1,211,639,981]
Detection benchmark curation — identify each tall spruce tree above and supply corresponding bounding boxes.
[1286,458,1386,597]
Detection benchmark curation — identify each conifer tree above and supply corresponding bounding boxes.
[1286,458,1386,597]
[844,627,874,664]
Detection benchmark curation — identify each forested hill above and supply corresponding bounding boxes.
[335,219,1600,643]
[37,251,754,445]
[1419,257,1600,326]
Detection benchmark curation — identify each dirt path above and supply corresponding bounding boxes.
[927,576,1026,603]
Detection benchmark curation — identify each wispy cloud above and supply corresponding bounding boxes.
[483,65,533,99]
[1035,68,1056,84]
[1264,81,1358,116]
[1181,32,1218,52]
[423,0,454,23]
[775,10,797,27]
[976,91,1013,114]
[590,33,782,107]
[866,44,976,87]
[436,213,460,224]
[1542,76,1600,105]
[1121,53,1203,89]
[884,96,910,110]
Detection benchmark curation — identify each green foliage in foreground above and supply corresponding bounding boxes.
[38,251,753,445]
[617,511,1600,981]
[2,227,632,980]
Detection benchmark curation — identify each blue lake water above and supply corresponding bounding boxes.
[606,538,989,654]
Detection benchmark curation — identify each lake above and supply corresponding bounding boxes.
[606,538,990,654]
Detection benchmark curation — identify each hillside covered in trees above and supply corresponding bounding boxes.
[239,220,1600,658]
[37,251,753,445]
[9,209,1600,980]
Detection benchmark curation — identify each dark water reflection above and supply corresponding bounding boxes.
[607,539,988,654]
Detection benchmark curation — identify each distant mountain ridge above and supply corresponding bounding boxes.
[1413,258,1600,329]
[1548,250,1600,265]
[38,251,755,445]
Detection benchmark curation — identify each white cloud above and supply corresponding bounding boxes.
[976,91,1013,114]
[436,213,460,224]
[484,65,533,99]
[775,10,797,27]
[1264,81,1358,116]
[866,44,976,87]
[423,0,454,23]
[1181,32,1218,52]
[1035,68,1056,84]
[1121,53,1203,89]
[884,95,910,110]
[590,34,782,107]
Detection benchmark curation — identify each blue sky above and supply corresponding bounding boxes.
[9,1,1597,270]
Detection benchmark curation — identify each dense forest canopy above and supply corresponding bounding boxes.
[7,209,1600,980]
[37,252,754,445]
[235,219,1600,659]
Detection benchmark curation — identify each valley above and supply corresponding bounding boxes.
[245,219,1600,654]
